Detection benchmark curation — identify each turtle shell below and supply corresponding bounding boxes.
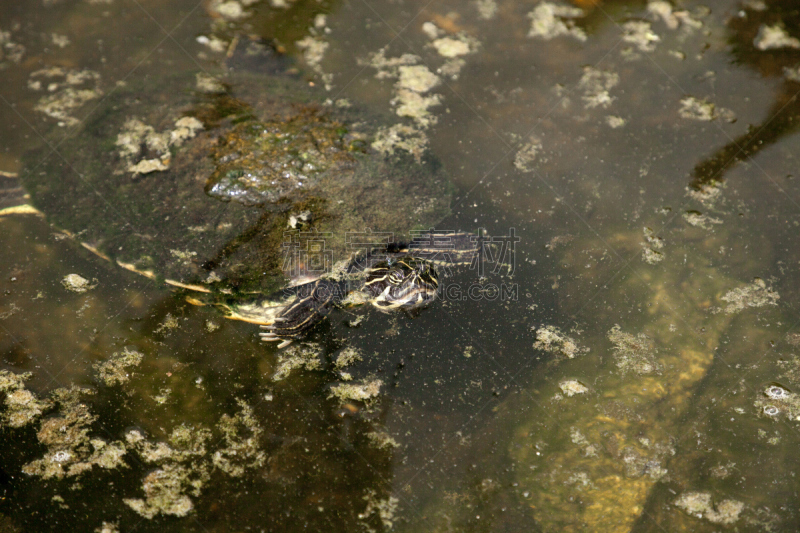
[18,60,453,296]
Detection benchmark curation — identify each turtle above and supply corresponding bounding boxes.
[2,40,479,346]
[250,232,482,347]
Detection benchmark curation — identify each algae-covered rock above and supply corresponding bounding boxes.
[507,223,756,532]
[634,304,800,531]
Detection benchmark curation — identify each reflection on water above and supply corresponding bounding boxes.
[2,0,800,531]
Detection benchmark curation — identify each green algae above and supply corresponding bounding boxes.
[330,378,382,404]
[0,370,50,428]
[272,342,323,381]
[674,492,745,525]
[123,426,212,518]
[212,399,266,476]
[334,346,363,369]
[359,490,400,531]
[61,274,97,293]
[608,325,662,376]
[717,278,780,314]
[22,387,128,480]
[93,347,144,386]
[533,325,588,360]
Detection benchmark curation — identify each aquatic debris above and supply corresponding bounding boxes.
[154,313,180,335]
[0,29,25,65]
[362,49,443,159]
[51,33,70,48]
[686,180,723,206]
[153,388,171,405]
[422,22,479,80]
[213,400,266,476]
[61,273,97,293]
[783,65,800,83]
[208,0,250,20]
[296,35,332,90]
[754,385,800,421]
[195,72,225,93]
[359,490,399,530]
[569,427,598,457]
[425,28,472,60]
[124,426,212,518]
[545,234,574,250]
[679,97,735,122]
[647,1,703,31]
[648,1,680,30]
[330,379,382,403]
[115,117,203,175]
[29,68,102,127]
[709,462,734,479]
[683,211,722,229]
[473,0,497,20]
[526,3,586,42]
[0,370,50,428]
[287,210,312,229]
[93,347,144,386]
[394,66,442,127]
[513,137,543,173]
[559,379,588,397]
[622,21,660,53]
[0,303,19,320]
[533,325,588,359]
[272,343,323,381]
[679,97,715,121]
[674,491,744,525]
[370,124,427,161]
[642,247,663,264]
[23,387,127,479]
[717,278,779,314]
[754,24,800,51]
[125,466,195,518]
[361,49,418,76]
[578,67,619,110]
[397,64,440,92]
[94,522,119,533]
[605,116,626,128]
[642,227,665,264]
[196,34,228,53]
[366,430,400,450]
[786,332,800,347]
[643,227,664,248]
[608,325,661,375]
[334,346,364,369]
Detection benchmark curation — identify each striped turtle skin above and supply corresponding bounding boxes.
[363,257,438,310]
[257,232,482,347]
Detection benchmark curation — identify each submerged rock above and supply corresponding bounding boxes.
[18,64,453,295]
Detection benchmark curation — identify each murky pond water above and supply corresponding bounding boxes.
[2,0,800,530]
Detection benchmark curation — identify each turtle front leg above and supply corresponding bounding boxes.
[259,279,343,348]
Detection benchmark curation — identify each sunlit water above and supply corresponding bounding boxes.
[2,0,800,531]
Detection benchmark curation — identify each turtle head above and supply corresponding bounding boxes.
[365,257,439,310]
